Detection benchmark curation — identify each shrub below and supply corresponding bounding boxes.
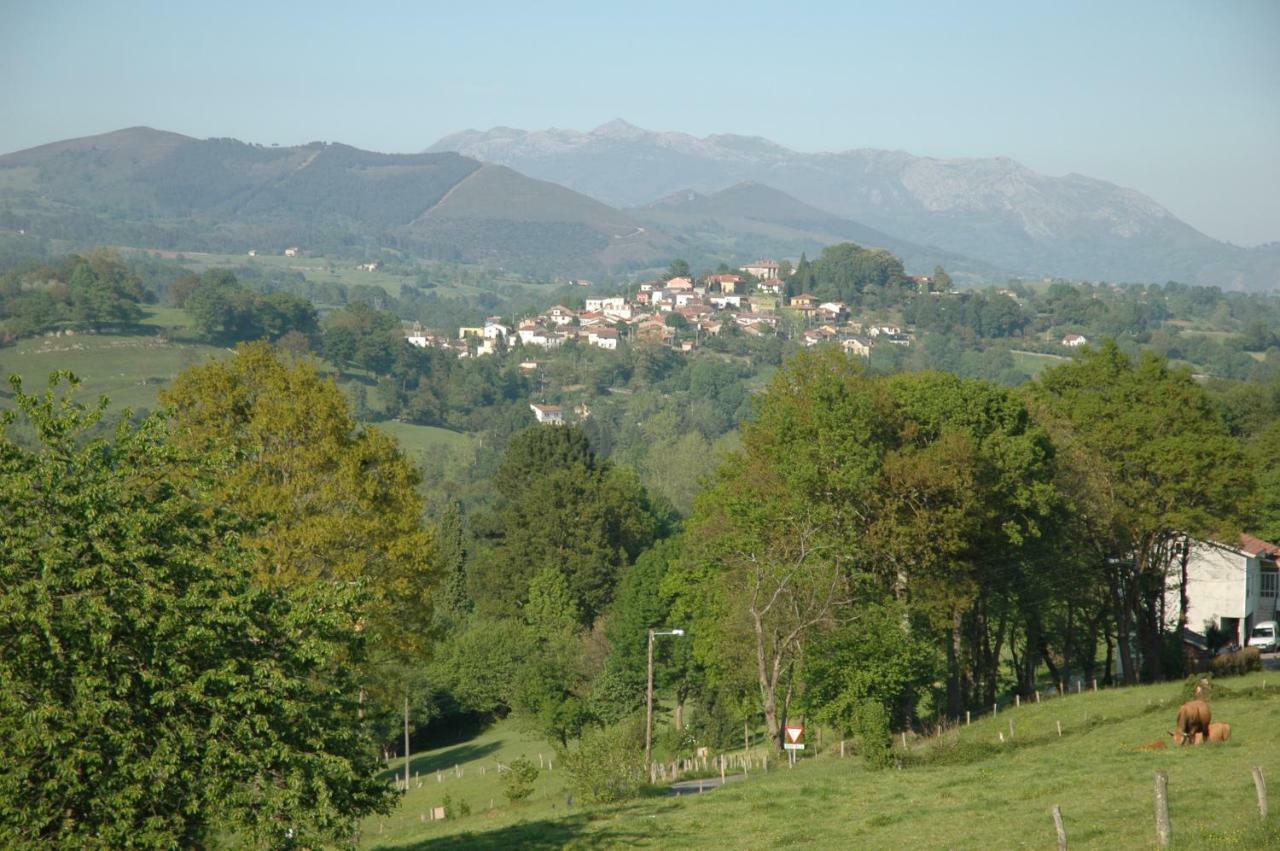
[1209,647,1262,678]
[852,701,894,770]
[501,756,538,803]
[562,720,646,804]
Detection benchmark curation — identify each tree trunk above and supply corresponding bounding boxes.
[945,611,962,716]
[1112,571,1136,685]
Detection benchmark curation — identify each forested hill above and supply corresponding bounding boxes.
[430,120,1280,290]
[0,128,679,276]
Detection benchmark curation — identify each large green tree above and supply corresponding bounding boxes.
[160,343,436,673]
[0,375,394,848]
[471,425,667,624]
[1032,341,1254,681]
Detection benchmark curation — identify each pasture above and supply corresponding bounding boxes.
[0,308,228,413]
[1011,349,1070,377]
[364,672,1280,849]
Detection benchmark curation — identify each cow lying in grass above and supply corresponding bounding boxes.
[1169,700,1211,746]
[1193,722,1231,744]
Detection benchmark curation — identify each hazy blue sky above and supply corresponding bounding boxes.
[2,1,1277,244]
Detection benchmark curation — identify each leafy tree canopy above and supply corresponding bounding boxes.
[0,374,394,848]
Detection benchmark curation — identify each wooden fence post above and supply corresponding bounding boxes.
[966,710,971,726]
[1154,769,1172,848]
[1252,766,1268,819]
[1052,804,1068,851]
[1056,720,1062,737]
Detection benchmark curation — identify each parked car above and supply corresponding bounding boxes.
[1248,621,1278,653]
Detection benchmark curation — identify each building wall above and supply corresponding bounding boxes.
[1175,542,1259,645]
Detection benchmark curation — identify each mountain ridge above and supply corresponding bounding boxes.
[428,121,1278,289]
[0,128,680,276]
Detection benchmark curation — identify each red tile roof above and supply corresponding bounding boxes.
[1239,533,1280,558]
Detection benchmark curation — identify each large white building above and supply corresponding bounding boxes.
[1171,534,1279,647]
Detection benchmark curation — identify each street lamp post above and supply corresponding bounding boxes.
[645,627,685,768]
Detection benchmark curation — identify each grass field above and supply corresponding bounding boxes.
[0,307,229,412]
[366,673,1280,849]
[1011,349,1070,377]
[143,250,546,301]
[374,420,478,464]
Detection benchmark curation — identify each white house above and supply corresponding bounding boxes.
[740,260,781,279]
[842,336,872,358]
[710,294,744,310]
[1062,334,1088,347]
[544,305,576,326]
[588,327,619,350]
[530,403,565,425]
[1171,534,1280,648]
[585,296,627,314]
[405,324,429,348]
[483,317,510,339]
[757,278,785,295]
[284,247,300,257]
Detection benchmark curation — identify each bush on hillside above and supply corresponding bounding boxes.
[562,719,646,804]
[501,756,538,803]
[1210,647,1262,678]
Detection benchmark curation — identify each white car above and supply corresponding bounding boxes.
[1249,621,1278,653]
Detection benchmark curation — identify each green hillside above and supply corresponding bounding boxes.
[0,128,676,276]
[363,673,1280,849]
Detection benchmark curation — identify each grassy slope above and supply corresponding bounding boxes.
[368,673,1280,849]
[0,307,228,412]
[374,420,477,464]
[362,721,569,844]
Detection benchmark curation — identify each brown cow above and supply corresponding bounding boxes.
[1207,722,1231,743]
[1169,699,1211,746]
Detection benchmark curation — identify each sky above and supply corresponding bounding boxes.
[1,0,1278,245]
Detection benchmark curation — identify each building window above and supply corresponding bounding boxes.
[1263,570,1278,598]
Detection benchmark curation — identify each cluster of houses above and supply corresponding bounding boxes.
[403,262,913,360]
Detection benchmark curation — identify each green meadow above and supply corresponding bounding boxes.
[364,673,1280,850]
[0,307,227,412]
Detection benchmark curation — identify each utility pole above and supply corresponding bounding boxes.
[404,694,410,790]
[644,628,685,768]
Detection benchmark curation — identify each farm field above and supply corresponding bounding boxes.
[365,673,1280,849]
[374,420,478,464]
[124,249,549,301]
[1010,348,1070,376]
[0,308,228,412]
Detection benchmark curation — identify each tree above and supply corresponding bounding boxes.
[472,426,667,624]
[1032,341,1254,681]
[160,343,436,663]
[674,350,881,746]
[0,374,395,848]
[932,265,953,292]
[666,259,691,280]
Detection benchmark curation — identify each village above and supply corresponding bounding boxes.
[401,259,915,361]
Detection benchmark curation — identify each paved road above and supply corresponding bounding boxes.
[667,774,747,797]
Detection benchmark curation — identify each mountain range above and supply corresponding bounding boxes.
[0,127,679,277]
[2,124,1276,289]
[429,120,1280,290]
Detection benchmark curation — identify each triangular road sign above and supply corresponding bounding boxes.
[784,725,804,743]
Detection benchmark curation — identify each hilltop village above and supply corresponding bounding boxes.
[403,260,916,361]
